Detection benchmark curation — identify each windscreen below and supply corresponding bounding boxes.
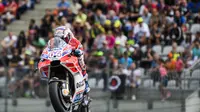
[47,37,67,50]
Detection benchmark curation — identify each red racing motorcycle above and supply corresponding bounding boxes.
[38,37,90,112]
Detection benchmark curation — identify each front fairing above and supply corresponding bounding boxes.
[38,38,73,78]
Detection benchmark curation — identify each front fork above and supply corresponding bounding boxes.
[61,73,71,100]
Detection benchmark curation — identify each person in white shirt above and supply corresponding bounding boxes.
[115,32,127,47]
[134,17,150,45]
[1,32,17,50]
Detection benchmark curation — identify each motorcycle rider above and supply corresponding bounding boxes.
[53,26,90,94]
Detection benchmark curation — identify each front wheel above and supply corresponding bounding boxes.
[80,106,89,112]
[49,81,66,112]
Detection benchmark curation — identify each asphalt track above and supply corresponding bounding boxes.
[0,98,182,112]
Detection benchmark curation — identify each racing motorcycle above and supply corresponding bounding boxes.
[38,37,91,112]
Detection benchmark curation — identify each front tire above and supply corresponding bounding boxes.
[80,106,89,112]
[49,81,66,112]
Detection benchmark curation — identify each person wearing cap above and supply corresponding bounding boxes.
[114,20,127,47]
[104,19,112,31]
[134,17,150,45]
[113,40,124,59]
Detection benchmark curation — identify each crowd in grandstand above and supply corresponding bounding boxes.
[1,0,200,99]
[0,0,40,30]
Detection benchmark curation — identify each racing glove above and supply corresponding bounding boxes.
[73,49,83,57]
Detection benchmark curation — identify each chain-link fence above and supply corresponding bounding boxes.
[0,57,200,112]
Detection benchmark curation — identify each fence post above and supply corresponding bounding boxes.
[106,60,110,112]
[181,70,186,112]
[0,56,8,112]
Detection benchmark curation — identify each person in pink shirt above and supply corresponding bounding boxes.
[158,59,171,101]
[175,57,184,87]
[106,31,115,49]
[106,0,121,13]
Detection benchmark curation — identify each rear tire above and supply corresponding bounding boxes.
[49,81,66,112]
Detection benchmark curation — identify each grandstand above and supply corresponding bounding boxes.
[0,0,200,112]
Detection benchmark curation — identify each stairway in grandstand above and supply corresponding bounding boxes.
[0,0,58,40]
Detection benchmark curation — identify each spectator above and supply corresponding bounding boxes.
[187,0,200,13]
[27,0,35,9]
[29,19,39,36]
[43,9,54,23]
[143,45,154,62]
[0,1,5,14]
[2,0,18,24]
[8,49,23,80]
[178,0,189,17]
[0,51,9,75]
[60,17,71,29]
[0,15,6,30]
[194,10,200,24]
[190,14,200,34]
[158,58,171,101]
[107,10,119,23]
[119,51,133,69]
[150,22,162,45]
[168,42,180,61]
[127,0,144,20]
[150,52,160,86]
[131,44,143,63]
[40,16,52,37]
[25,40,36,56]
[175,57,184,87]
[57,0,70,17]
[134,17,150,45]
[70,0,82,15]
[66,8,76,23]
[16,31,26,54]
[125,63,141,100]
[88,22,105,49]
[16,0,28,20]
[169,22,183,45]
[107,0,121,14]
[149,8,162,27]
[75,9,87,25]
[106,30,115,49]
[93,30,106,50]
[115,29,127,47]
[94,9,106,25]
[142,7,151,24]
[181,32,192,48]
[1,32,17,52]
[191,40,200,60]
[157,0,168,12]
[113,40,124,59]
[174,10,186,26]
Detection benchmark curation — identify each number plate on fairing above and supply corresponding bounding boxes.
[48,50,62,58]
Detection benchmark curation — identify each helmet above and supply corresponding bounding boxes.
[54,26,74,42]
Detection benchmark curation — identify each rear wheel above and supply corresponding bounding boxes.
[49,81,66,112]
